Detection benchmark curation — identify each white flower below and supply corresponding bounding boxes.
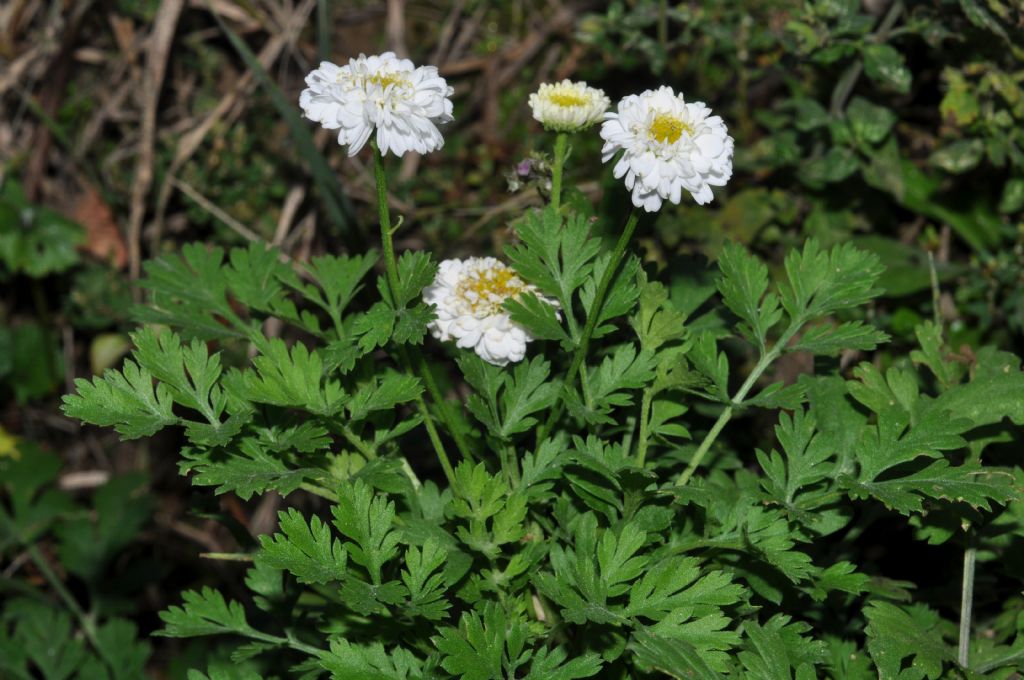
[299,52,454,157]
[529,79,610,132]
[423,257,555,367]
[600,86,734,211]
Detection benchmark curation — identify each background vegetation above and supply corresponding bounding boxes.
[2,0,1023,676]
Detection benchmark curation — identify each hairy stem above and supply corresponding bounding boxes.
[372,141,461,491]
[675,320,802,486]
[959,542,977,667]
[27,544,100,651]
[550,133,569,213]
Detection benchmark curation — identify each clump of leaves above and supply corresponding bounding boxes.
[61,190,1024,676]
[0,445,152,679]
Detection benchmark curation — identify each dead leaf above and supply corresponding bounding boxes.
[72,184,128,269]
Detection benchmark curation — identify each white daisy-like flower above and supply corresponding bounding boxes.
[299,52,454,157]
[423,257,556,367]
[600,86,734,211]
[529,79,610,132]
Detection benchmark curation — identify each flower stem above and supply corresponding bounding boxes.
[565,209,640,389]
[550,133,568,213]
[27,544,100,651]
[959,541,977,668]
[371,140,461,491]
[675,320,802,486]
[371,140,401,298]
[537,209,640,442]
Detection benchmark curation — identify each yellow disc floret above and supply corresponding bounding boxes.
[367,72,407,90]
[548,91,590,108]
[648,113,693,144]
[456,261,529,316]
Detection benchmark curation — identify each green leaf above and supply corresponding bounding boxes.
[849,364,971,482]
[353,303,396,352]
[846,97,897,145]
[257,509,347,584]
[929,139,985,174]
[505,292,569,345]
[135,243,244,340]
[909,322,964,391]
[579,252,642,340]
[799,147,859,187]
[931,347,1024,428]
[629,628,720,680]
[582,344,657,424]
[848,460,1017,514]
[499,356,560,438]
[738,615,827,679]
[717,242,782,348]
[458,354,504,437]
[864,601,952,679]
[181,439,314,500]
[346,372,423,421]
[0,182,83,277]
[242,338,346,416]
[62,360,179,439]
[222,242,294,315]
[522,647,602,680]
[132,328,228,423]
[319,640,423,680]
[291,251,378,324]
[791,321,889,355]
[780,240,885,322]
[55,473,151,582]
[400,537,451,620]
[756,409,835,507]
[2,599,89,680]
[998,177,1024,214]
[862,43,911,94]
[331,480,400,585]
[504,207,601,303]
[435,603,528,680]
[688,333,729,402]
[159,588,254,638]
[386,250,438,308]
[632,281,689,353]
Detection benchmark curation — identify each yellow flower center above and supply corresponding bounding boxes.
[548,91,588,108]
[457,264,528,316]
[367,72,406,90]
[648,113,692,144]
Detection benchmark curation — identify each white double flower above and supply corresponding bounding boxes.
[423,257,556,367]
[300,52,454,157]
[601,86,734,211]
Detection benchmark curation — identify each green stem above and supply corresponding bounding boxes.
[500,442,520,487]
[675,320,802,486]
[565,210,640,388]
[412,390,458,488]
[301,482,340,502]
[200,552,255,562]
[636,386,654,467]
[537,209,640,442]
[27,544,100,651]
[413,350,476,463]
[550,133,568,213]
[337,422,377,461]
[959,542,977,668]
[371,141,461,491]
[371,141,401,297]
